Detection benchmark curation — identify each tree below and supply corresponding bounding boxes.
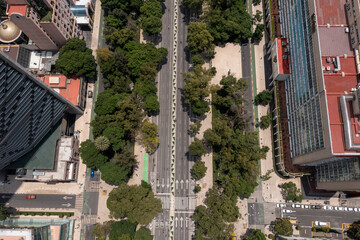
[0,205,9,221]
[191,54,205,66]
[143,94,160,113]
[141,120,160,153]
[254,90,272,106]
[103,125,127,152]
[253,0,261,6]
[142,15,163,35]
[187,22,215,56]
[109,220,137,240]
[107,184,162,225]
[189,138,206,157]
[95,136,111,151]
[105,8,128,29]
[105,27,135,50]
[193,188,238,239]
[347,221,360,240]
[246,229,266,240]
[55,38,96,78]
[183,66,213,116]
[183,0,204,14]
[100,162,130,185]
[92,221,114,240]
[253,24,265,41]
[135,227,153,240]
[94,89,127,116]
[273,218,293,236]
[189,121,202,136]
[194,184,201,193]
[253,10,262,23]
[259,112,272,130]
[281,182,303,202]
[79,140,108,169]
[191,161,207,180]
[111,146,137,170]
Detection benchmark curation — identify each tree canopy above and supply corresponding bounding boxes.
[79,140,108,169]
[107,184,162,225]
[254,90,273,106]
[0,205,9,221]
[347,221,360,240]
[140,0,163,35]
[189,138,207,157]
[183,66,213,116]
[140,120,160,153]
[281,182,303,202]
[55,38,96,78]
[92,221,114,240]
[100,162,130,185]
[191,160,207,180]
[187,22,215,56]
[273,218,293,236]
[259,112,272,130]
[246,229,266,240]
[193,188,238,239]
[109,220,137,240]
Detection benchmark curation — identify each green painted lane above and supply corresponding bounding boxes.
[143,153,149,182]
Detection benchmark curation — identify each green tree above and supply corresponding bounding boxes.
[55,38,96,78]
[135,227,153,240]
[142,15,163,35]
[281,182,303,202]
[94,89,127,116]
[143,94,160,113]
[103,125,127,152]
[253,0,261,6]
[189,121,202,136]
[95,136,111,151]
[273,218,293,236]
[191,54,205,66]
[111,146,137,170]
[79,140,108,169]
[187,22,215,56]
[105,8,128,29]
[105,27,135,50]
[259,112,272,130]
[246,229,266,240]
[193,188,238,239]
[254,90,272,106]
[92,221,114,240]
[189,138,206,157]
[347,221,360,240]
[0,205,9,221]
[183,0,204,14]
[253,10,262,23]
[135,80,158,98]
[109,220,137,240]
[194,184,201,193]
[141,120,160,153]
[183,66,213,116]
[107,184,162,225]
[253,24,265,41]
[100,162,130,185]
[191,161,207,180]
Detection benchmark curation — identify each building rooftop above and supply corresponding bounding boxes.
[39,74,82,106]
[0,45,19,62]
[7,4,27,16]
[316,0,360,155]
[0,229,32,240]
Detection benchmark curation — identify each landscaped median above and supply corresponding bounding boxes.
[16,211,74,218]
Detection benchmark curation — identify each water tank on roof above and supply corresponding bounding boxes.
[0,19,22,43]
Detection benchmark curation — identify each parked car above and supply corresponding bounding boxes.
[90,169,95,178]
[286,200,294,203]
[301,205,305,208]
[315,221,327,226]
[349,207,354,211]
[323,206,333,210]
[304,205,309,209]
[344,207,349,211]
[277,204,286,207]
[88,90,93,98]
[334,207,339,210]
[26,195,36,199]
[339,207,344,211]
[354,208,358,212]
[324,200,330,204]
[295,204,301,208]
[282,209,293,213]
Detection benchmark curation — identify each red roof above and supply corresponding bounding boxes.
[39,74,81,106]
[7,4,27,16]
[276,38,289,75]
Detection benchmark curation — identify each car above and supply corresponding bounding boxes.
[277,204,286,207]
[324,200,330,204]
[344,207,348,211]
[304,205,309,209]
[26,195,36,199]
[315,221,327,226]
[292,204,295,208]
[286,200,294,203]
[334,207,339,210]
[349,207,354,211]
[90,169,95,178]
[301,205,305,208]
[339,207,344,211]
[323,206,333,210]
[354,208,358,212]
[315,205,321,209]
[88,90,93,98]
[282,209,293,213]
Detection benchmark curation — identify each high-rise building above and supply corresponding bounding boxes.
[5,0,81,50]
[0,49,82,170]
[266,0,360,190]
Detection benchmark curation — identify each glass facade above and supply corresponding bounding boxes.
[316,158,360,182]
[279,0,324,158]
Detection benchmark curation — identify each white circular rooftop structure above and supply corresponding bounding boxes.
[0,20,22,43]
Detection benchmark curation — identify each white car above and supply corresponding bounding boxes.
[282,209,293,213]
[323,206,333,210]
[334,207,339,210]
[354,208,358,212]
[344,207,348,211]
[301,205,305,208]
[304,205,309,209]
[277,204,286,208]
[295,204,301,208]
[292,204,295,208]
[349,207,354,211]
[339,207,344,211]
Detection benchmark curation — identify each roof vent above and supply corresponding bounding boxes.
[344,54,348,59]
[342,71,345,77]
[322,66,325,70]
[326,57,331,63]
[326,66,331,70]
[327,23,330,28]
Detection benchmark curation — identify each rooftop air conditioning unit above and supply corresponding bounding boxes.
[326,57,331,63]
[326,66,331,71]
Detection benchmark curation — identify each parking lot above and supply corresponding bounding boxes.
[276,203,360,239]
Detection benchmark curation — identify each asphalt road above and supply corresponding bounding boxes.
[173,5,196,240]
[0,194,76,209]
[150,0,174,239]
